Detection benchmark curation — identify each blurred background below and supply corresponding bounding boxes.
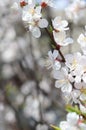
[0,0,86,130]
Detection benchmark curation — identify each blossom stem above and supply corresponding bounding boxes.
[45,28,65,62]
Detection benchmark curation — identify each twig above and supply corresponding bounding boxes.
[45,28,65,62]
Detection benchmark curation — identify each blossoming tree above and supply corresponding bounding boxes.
[12,0,86,130]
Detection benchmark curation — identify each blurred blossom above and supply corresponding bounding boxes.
[44,111,57,123]
[39,79,51,93]
[0,0,10,7]
[21,81,36,95]
[0,103,4,111]
[5,107,16,123]
[39,95,51,109]
[2,64,15,79]
[24,96,40,120]
[36,124,48,130]
[1,42,20,63]
[15,94,24,105]
[4,27,16,41]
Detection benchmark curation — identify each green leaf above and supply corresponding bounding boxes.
[50,125,61,130]
[66,105,81,115]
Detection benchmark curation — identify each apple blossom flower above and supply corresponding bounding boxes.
[59,112,86,130]
[77,33,86,55]
[45,50,61,70]
[22,5,48,38]
[77,33,86,48]
[65,53,79,71]
[11,0,28,11]
[53,67,72,93]
[52,16,69,31]
[53,31,73,46]
[65,52,86,85]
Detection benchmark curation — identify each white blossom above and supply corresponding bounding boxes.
[53,31,73,46]
[22,5,48,38]
[77,33,86,54]
[53,67,72,93]
[45,50,61,70]
[52,16,69,31]
[60,112,86,130]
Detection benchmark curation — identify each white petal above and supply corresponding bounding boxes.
[80,104,86,113]
[61,82,72,93]
[53,31,66,45]
[75,76,81,83]
[48,0,55,7]
[11,2,19,11]
[61,20,68,27]
[53,70,64,79]
[60,121,68,130]
[80,94,86,101]
[71,90,81,99]
[35,6,42,14]
[53,61,61,70]
[22,11,32,22]
[28,0,36,6]
[68,74,74,82]
[74,82,82,89]
[53,50,59,59]
[31,27,41,38]
[63,38,73,46]
[77,33,86,47]
[82,73,86,83]
[67,112,79,125]
[38,19,48,28]
[55,80,64,88]
[53,16,61,25]
[48,51,53,60]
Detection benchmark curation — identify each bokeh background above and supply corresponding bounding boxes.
[0,0,86,130]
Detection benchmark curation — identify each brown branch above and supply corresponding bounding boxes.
[45,28,65,62]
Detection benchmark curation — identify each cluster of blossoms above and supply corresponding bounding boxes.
[12,0,86,130]
[58,112,86,130]
[12,0,54,38]
[51,30,86,114]
[65,0,86,23]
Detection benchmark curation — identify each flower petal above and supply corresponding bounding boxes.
[38,19,48,28]
[31,27,41,38]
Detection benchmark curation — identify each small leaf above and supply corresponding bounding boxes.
[66,104,81,115]
[50,125,61,130]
